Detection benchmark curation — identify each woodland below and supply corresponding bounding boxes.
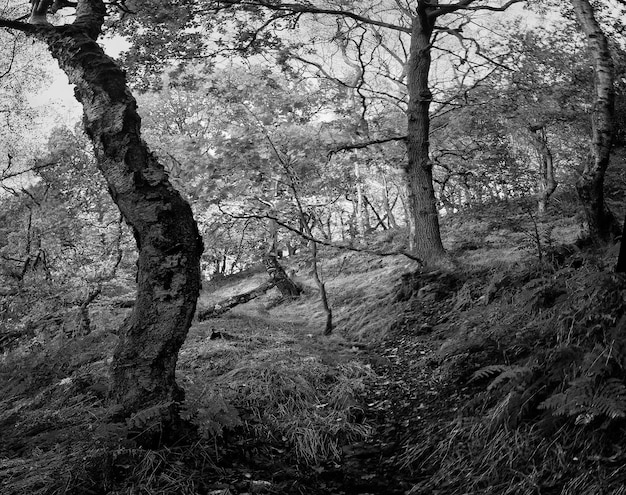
[1,0,626,493]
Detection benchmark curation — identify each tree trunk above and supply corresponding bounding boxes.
[263,253,301,297]
[310,237,333,336]
[527,124,557,215]
[33,0,203,417]
[404,7,445,260]
[354,162,371,236]
[571,0,619,241]
[267,177,280,254]
[348,197,358,244]
[382,174,398,229]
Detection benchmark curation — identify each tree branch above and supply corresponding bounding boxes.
[328,135,407,157]
[0,18,38,32]
[215,0,411,33]
[431,0,524,18]
[1,161,61,182]
[219,205,422,263]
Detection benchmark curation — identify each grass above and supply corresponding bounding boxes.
[398,240,626,495]
[3,193,626,493]
[0,303,377,493]
[180,316,375,465]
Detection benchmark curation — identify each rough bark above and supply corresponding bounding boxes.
[22,0,203,417]
[197,280,276,320]
[571,0,619,241]
[404,5,445,260]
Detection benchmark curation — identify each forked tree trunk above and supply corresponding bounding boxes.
[571,0,619,241]
[382,174,398,229]
[29,0,203,417]
[404,7,445,261]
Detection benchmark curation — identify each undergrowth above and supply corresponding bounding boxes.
[403,247,626,494]
[4,203,626,494]
[180,318,374,466]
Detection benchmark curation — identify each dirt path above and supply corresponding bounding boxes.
[176,305,455,495]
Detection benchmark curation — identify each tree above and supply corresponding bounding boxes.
[0,1,204,425]
[115,0,524,263]
[571,0,620,241]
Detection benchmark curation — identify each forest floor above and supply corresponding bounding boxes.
[3,201,626,494]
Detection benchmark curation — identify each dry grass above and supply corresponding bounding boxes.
[179,316,375,465]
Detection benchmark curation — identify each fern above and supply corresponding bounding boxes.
[487,366,533,392]
[127,401,173,431]
[470,364,533,392]
[181,394,241,438]
[470,364,509,382]
[539,377,626,422]
[591,379,626,419]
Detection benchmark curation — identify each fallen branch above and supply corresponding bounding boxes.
[197,279,276,320]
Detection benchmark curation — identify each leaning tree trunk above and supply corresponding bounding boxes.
[404,9,445,261]
[28,0,203,417]
[571,0,619,241]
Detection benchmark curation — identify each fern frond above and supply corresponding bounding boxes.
[487,366,533,392]
[127,401,173,430]
[590,378,626,419]
[470,364,509,382]
[539,378,626,421]
[539,392,586,416]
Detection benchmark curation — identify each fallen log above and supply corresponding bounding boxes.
[197,279,276,321]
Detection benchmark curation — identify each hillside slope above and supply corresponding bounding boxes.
[2,202,626,494]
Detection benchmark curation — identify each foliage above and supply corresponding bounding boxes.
[0,125,135,351]
[405,245,626,494]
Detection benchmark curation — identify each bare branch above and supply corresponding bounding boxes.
[0,36,18,78]
[215,0,411,33]
[328,135,407,156]
[431,0,524,18]
[1,161,60,182]
[220,206,422,263]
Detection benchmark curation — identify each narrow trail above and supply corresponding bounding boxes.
[179,301,458,495]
